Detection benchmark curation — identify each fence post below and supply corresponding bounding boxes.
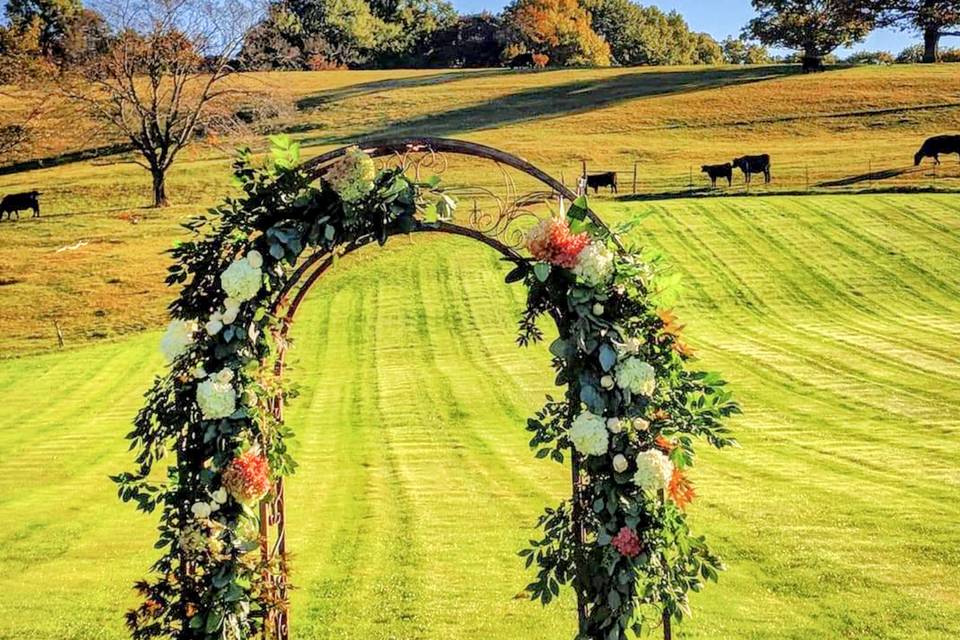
[54,320,64,349]
[632,161,638,195]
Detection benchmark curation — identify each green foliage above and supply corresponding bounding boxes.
[746,0,879,58]
[515,204,737,638]
[120,141,428,639]
[584,0,722,66]
[721,36,772,64]
[5,0,81,55]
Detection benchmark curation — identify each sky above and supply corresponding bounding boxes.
[454,0,925,56]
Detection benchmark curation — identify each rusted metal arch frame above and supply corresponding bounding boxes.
[260,138,622,640]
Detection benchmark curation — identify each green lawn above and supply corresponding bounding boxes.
[0,194,957,639]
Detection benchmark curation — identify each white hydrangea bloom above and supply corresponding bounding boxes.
[220,254,263,302]
[191,501,213,519]
[324,146,377,203]
[573,243,614,287]
[568,411,609,457]
[214,368,234,384]
[222,298,241,325]
[616,357,657,396]
[196,372,237,420]
[246,250,263,269]
[160,319,197,362]
[633,449,673,491]
[618,336,643,356]
[205,311,224,336]
[612,453,629,473]
[606,417,622,433]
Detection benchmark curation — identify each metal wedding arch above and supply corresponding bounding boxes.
[258,137,626,639]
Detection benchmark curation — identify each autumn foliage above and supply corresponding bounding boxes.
[502,0,611,66]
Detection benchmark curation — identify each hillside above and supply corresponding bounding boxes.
[2,64,960,356]
[0,194,958,638]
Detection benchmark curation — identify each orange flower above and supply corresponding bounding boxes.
[222,451,272,504]
[526,217,590,269]
[668,468,696,510]
[655,436,675,453]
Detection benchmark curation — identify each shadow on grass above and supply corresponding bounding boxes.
[334,65,800,142]
[295,68,514,110]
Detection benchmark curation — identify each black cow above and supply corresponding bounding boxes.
[732,155,771,184]
[0,190,40,220]
[585,172,618,194]
[701,163,733,187]
[508,53,534,69]
[914,135,960,166]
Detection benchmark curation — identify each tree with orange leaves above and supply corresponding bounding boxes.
[502,0,611,66]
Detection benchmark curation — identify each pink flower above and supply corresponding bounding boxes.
[526,217,590,269]
[221,451,271,503]
[611,526,642,558]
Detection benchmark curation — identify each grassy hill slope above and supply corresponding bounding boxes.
[0,194,957,639]
[2,65,960,356]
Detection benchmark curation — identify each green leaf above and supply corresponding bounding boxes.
[599,344,617,372]
[533,262,552,282]
[505,264,529,284]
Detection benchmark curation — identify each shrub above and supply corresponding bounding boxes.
[844,50,895,65]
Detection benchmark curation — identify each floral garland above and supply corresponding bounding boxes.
[116,136,738,640]
[516,210,739,638]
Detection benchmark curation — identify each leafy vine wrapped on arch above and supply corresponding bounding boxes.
[116,136,739,640]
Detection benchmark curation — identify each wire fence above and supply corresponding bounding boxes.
[559,157,960,198]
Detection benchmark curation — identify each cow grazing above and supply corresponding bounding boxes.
[702,163,733,187]
[914,135,960,166]
[0,190,40,220]
[586,172,618,194]
[508,53,535,69]
[732,155,771,184]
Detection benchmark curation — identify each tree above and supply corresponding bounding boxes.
[368,0,457,67]
[59,0,267,207]
[844,49,895,63]
[5,0,82,56]
[501,0,611,66]
[722,36,771,64]
[746,0,879,69]
[879,1,960,62]
[584,0,719,66]
[693,31,724,64]
[421,13,505,67]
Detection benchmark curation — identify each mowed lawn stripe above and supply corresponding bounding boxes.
[0,194,957,638]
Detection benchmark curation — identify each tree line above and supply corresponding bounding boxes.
[0,0,957,209]
[1,0,957,74]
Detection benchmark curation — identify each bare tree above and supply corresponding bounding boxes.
[59,0,267,207]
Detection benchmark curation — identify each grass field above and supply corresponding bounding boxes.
[0,193,958,639]
[3,65,960,357]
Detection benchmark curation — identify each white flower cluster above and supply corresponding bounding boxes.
[573,243,614,287]
[324,146,376,203]
[196,368,237,420]
[160,319,197,362]
[568,411,609,456]
[189,488,228,520]
[616,357,657,397]
[220,250,263,303]
[633,449,673,491]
